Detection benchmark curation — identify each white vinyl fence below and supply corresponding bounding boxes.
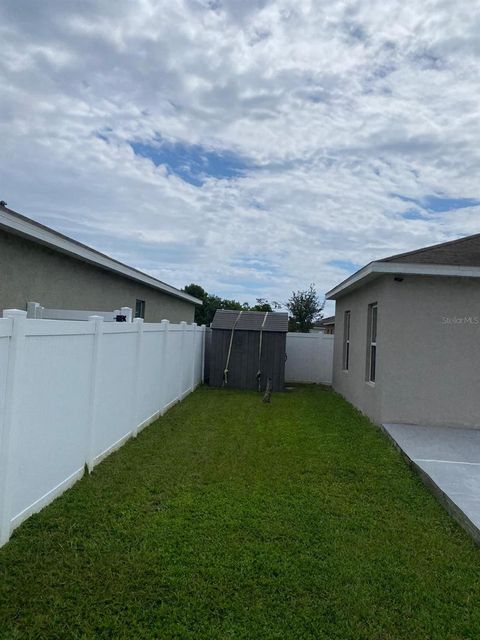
[27,301,134,322]
[285,332,334,384]
[0,310,205,546]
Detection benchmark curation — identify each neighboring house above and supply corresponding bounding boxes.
[326,233,480,428]
[0,203,201,322]
[316,315,335,334]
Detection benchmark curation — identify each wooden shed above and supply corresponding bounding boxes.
[209,310,288,392]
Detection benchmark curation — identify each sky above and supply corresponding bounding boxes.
[1,0,480,315]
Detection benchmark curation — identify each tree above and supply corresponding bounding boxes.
[182,283,207,302]
[183,283,210,325]
[183,285,281,326]
[183,284,247,325]
[286,284,324,333]
[250,298,282,312]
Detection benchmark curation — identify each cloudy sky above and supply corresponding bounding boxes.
[1,0,480,313]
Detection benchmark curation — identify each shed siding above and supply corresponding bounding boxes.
[209,329,286,391]
[0,229,194,323]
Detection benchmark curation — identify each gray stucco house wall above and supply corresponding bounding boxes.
[328,232,480,429]
[332,274,480,427]
[332,277,387,424]
[0,205,200,323]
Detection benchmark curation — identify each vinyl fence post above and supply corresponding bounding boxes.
[121,307,133,323]
[159,319,169,414]
[26,301,40,319]
[132,317,144,437]
[0,310,27,546]
[201,325,206,384]
[178,321,187,401]
[85,315,104,472]
[190,323,197,392]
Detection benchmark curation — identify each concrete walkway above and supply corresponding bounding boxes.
[383,423,480,544]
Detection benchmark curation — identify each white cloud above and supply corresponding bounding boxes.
[1,0,480,315]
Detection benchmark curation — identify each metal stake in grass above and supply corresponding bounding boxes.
[263,377,272,403]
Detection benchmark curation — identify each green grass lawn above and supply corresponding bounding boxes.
[1,385,480,639]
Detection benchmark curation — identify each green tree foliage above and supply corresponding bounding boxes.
[286,284,324,333]
[250,298,281,312]
[182,283,206,301]
[183,285,279,326]
[183,284,220,325]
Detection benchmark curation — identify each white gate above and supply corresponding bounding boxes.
[285,332,334,384]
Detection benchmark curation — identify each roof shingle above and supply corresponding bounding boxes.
[380,233,480,267]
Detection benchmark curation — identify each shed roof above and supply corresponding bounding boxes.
[211,310,289,332]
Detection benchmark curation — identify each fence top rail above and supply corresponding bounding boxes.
[143,323,206,333]
[0,315,206,337]
[162,324,189,332]
[102,323,139,335]
[287,332,334,339]
[142,324,167,333]
[24,319,95,337]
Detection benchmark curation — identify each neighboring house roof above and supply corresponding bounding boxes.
[379,232,480,266]
[319,315,335,326]
[0,203,201,305]
[327,232,480,300]
[211,309,289,332]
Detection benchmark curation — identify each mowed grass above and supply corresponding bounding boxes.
[1,386,480,639]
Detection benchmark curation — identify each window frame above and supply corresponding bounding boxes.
[366,303,377,384]
[135,299,146,319]
[342,310,351,371]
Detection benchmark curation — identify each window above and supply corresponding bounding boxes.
[367,303,377,383]
[135,299,145,319]
[342,310,351,370]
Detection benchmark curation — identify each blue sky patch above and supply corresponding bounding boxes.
[393,193,480,214]
[129,138,253,186]
[401,208,426,220]
[421,195,480,212]
[328,259,360,272]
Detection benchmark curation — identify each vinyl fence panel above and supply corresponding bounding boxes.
[285,332,334,384]
[93,322,139,465]
[137,322,167,427]
[0,311,206,546]
[11,322,93,530]
[163,325,183,410]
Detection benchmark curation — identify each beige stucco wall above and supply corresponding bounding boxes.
[0,229,195,323]
[332,277,388,424]
[381,275,480,427]
[333,274,480,427]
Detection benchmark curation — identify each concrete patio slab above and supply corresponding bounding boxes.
[383,423,480,544]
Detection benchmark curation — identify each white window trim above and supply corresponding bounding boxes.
[342,310,351,371]
[367,303,377,384]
